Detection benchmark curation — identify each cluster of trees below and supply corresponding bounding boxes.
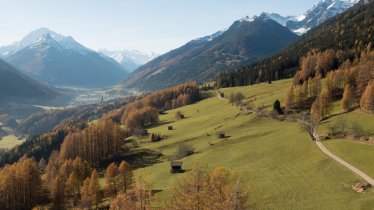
[104,162,154,210]
[121,106,159,131]
[285,76,322,109]
[285,49,374,116]
[168,165,249,210]
[293,50,340,84]
[0,119,87,167]
[107,165,250,210]
[59,119,127,163]
[104,161,134,196]
[215,1,374,88]
[0,157,43,210]
[45,155,93,209]
[109,178,151,210]
[229,92,245,106]
[360,80,374,112]
[107,82,200,132]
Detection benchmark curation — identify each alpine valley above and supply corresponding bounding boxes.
[1,0,374,210]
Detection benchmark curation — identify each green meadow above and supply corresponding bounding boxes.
[125,79,374,209]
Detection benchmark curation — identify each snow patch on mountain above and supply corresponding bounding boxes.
[0,28,95,57]
[99,49,159,72]
[262,0,359,34]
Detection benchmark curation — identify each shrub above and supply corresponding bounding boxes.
[273,99,284,115]
[352,122,364,139]
[150,133,162,142]
[328,116,347,137]
[233,92,245,106]
[170,143,195,160]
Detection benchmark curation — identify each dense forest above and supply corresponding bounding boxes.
[216,1,374,88]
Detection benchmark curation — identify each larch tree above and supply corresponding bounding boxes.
[285,87,295,109]
[318,89,332,118]
[80,177,92,209]
[105,162,119,196]
[118,160,133,194]
[360,80,374,113]
[89,169,102,209]
[133,178,151,210]
[169,164,210,210]
[50,174,66,209]
[110,193,135,210]
[66,171,79,201]
[342,84,354,111]
[208,167,235,210]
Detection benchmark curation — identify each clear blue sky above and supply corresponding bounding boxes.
[0,0,318,54]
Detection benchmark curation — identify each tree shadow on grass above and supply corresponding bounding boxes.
[98,148,163,170]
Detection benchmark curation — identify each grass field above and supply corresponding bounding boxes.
[0,135,25,149]
[127,79,374,210]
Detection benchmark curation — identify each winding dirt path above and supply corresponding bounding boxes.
[217,92,374,185]
[315,135,374,186]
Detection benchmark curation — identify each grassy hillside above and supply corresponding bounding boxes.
[0,135,25,150]
[128,79,374,209]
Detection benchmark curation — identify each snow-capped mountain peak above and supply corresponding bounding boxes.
[99,49,159,73]
[0,28,95,57]
[239,16,255,23]
[262,0,359,34]
[192,29,227,43]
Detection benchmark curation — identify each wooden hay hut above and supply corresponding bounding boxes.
[170,161,183,174]
[168,126,173,130]
[218,132,226,139]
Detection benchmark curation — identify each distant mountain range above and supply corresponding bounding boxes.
[265,0,359,34]
[0,28,128,88]
[99,49,158,73]
[121,14,298,91]
[121,0,359,91]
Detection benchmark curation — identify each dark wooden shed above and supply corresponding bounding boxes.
[218,132,226,139]
[170,161,183,174]
[168,126,173,130]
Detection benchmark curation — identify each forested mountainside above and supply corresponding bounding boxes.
[216,0,374,88]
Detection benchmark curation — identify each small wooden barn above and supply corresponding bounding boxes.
[168,126,173,130]
[218,132,226,139]
[170,161,183,174]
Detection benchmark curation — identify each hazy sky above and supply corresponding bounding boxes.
[0,0,318,54]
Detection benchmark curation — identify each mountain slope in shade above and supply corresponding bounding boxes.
[99,49,158,72]
[122,14,298,91]
[265,0,359,34]
[0,58,56,102]
[2,28,128,88]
